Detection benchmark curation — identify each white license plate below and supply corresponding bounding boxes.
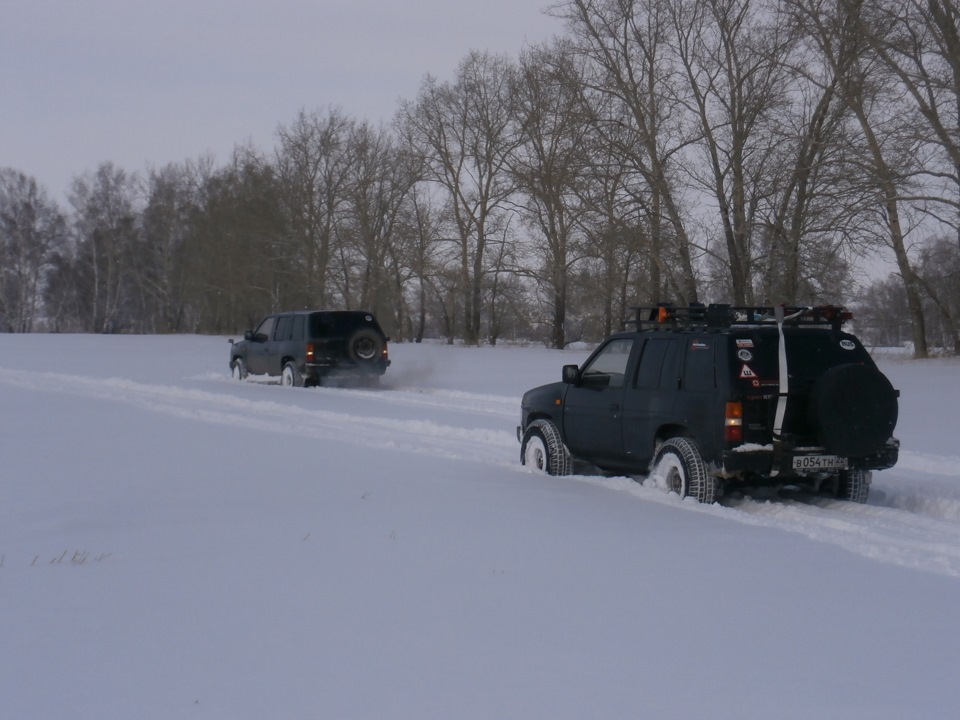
[792,455,848,471]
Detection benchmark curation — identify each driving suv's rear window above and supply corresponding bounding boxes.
[731,331,871,389]
[309,312,382,337]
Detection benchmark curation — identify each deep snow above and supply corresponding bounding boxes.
[1,334,958,719]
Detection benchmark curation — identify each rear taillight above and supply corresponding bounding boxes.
[382,341,389,360]
[724,401,743,442]
[306,343,315,363]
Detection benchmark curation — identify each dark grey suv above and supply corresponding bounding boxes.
[229,310,390,387]
[518,304,899,503]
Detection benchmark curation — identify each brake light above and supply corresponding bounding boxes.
[306,343,315,363]
[724,401,743,442]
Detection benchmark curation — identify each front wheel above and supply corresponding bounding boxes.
[653,437,718,504]
[231,358,247,381]
[520,419,572,476]
[281,361,303,388]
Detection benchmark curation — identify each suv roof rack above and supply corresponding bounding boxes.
[629,303,852,332]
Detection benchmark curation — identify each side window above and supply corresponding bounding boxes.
[684,337,716,391]
[581,338,634,389]
[291,315,304,342]
[254,316,276,342]
[275,315,291,341]
[636,338,668,388]
[660,339,681,389]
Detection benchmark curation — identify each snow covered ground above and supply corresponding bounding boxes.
[1,334,958,719]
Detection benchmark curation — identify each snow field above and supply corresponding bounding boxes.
[0,334,958,719]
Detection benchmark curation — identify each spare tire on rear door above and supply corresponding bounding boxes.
[347,328,384,364]
[808,363,898,457]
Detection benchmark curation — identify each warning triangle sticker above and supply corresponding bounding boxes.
[739,364,757,378]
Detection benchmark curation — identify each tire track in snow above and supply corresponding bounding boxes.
[556,474,960,578]
[0,368,518,466]
[718,494,960,578]
[203,372,519,420]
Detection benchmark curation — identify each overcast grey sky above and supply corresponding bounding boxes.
[2,0,562,202]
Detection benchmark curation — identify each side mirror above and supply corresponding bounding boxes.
[562,364,580,384]
[244,330,253,341]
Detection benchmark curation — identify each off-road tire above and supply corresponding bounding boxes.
[809,363,898,457]
[281,361,303,388]
[347,328,384,364]
[837,468,871,503]
[231,358,247,381]
[521,419,573,476]
[653,437,718,504]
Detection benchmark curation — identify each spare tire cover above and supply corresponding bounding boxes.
[808,363,898,457]
[347,328,384,363]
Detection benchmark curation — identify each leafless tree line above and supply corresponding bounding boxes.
[2,0,958,354]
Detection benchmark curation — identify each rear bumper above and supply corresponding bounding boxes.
[721,438,899,479]
[305,359,390,376]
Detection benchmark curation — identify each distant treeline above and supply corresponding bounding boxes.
[2,0,958,354]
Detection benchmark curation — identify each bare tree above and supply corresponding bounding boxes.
[341,121,422,333]
[184,151,290,333]
[865,0,960,237]
[400,184,447,342]
[862,0,960,352]
[788,0,930,355]
[916,234,960,352]
[0,169,64,332]
[758,0,859,304]
[68,163,141,333]
[275,108,353,307]
[577,127,652,336]
[399,51,520,344]
[556,0,701,304]
[509,41,593,348]
[670,0,795,304]
[854,272,911,345]
[138,163,197,332]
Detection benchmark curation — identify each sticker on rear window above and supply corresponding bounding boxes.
[690,340,710,350]
[840,339,855,350]
[737,349,753,361]
[740,365,757,378]
[736,339,754,348]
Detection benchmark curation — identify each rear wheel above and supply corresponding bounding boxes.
[281,361,303,388]
[520,419,572,476]
[653,437,718,504]
[837,468,870,503]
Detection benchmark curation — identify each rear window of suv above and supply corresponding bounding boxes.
[308,312,382,337]
[730,331,871,389]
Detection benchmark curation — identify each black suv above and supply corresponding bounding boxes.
[518,304,899,503]
[229,310,390,387]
